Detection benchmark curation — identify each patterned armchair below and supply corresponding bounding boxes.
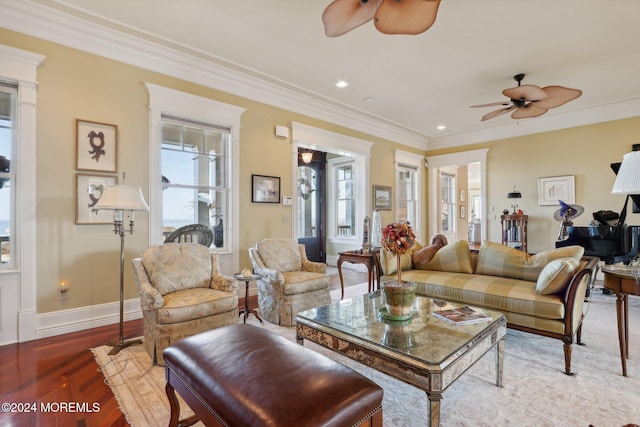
[249,238,331,326]
[132,243,238,365]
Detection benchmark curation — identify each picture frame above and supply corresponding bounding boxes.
[460,189,465,202]
[251,174,280,203]
[76,174,117,224]
[373,185,392,210]
[460,205,466,219]
[538,175,575,206]
[76,119,118,173]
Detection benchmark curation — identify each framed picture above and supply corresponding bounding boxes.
[460,205,466,219]
[373,185,392,210]
[76,174,117,224]
[251,174,280,203]
[76,119,118,173]
[460,189,466,202]
[538,175,575,206]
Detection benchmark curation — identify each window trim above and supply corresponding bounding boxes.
[146,83,245,268]
[394,149,424,243]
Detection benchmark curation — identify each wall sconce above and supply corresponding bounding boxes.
[301,151,313,163]
[59,281,69,300]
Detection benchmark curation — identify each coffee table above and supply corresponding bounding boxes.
[296,294,506,427]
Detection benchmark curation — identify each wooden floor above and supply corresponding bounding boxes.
[0,269,368,427]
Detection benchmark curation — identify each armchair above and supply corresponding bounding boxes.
[249,238,331,326]
[132,243,238,365]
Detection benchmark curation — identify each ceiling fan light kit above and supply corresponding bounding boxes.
[471,73,582,122]
[322,0,441,37]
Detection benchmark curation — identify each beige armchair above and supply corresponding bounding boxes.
[132,243,238,365]
[249,238,331,326]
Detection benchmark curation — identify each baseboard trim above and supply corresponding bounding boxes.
[36,298,142,339]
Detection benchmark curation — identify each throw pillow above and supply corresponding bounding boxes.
[536,257,580,294]
[415,240,474,273]
[412,234,448,267]
[142,243,212,295]
[475,241,584,282]
[380,242,423,275]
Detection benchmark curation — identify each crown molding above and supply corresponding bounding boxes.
[0,0,428,150]
[428,96,640,150]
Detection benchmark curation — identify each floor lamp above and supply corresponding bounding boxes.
[94,181,149,355]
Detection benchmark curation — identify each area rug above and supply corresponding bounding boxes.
[93,285,640,427]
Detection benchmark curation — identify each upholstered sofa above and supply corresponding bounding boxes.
[380,239,598,375]
[132,243,239,365]
[249,238,331,326]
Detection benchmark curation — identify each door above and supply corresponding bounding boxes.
[297,151,326,262]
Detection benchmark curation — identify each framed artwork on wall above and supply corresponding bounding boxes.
[460,205,466,219]
[76,119,118,173]
[373,185,392,210]
[76,174,117,224]
[538,175,575,206]
[251,174,280,203]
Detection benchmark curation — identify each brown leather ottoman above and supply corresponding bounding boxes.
[163,324,383,427]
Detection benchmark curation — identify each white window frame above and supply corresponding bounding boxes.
[329,157,357,239]
[394,150,424,244]
[146,83,245,273]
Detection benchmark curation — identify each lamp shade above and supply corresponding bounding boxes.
[507,186,521,199]
[301,152,313,163]
[94,185,149,211]
[612,151,640,195]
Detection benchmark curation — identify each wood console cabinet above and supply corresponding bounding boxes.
[501,214,528,252]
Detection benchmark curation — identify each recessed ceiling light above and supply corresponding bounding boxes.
[437,125,446,130]
[336,80,349,88]
[363,97,374,102]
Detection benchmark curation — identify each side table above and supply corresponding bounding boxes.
[601,265,640,376]
[337,249,381,300]
[233,273,262,324]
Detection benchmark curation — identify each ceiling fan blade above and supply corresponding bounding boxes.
[322,0,381,37]
[511,105,548,119]
[502,84,548,102]
[481,105,516,121]
[533,86,583,109]
[374,0,441,35]
[471,101,512,108]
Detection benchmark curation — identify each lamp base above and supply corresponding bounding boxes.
[107,337,142,355]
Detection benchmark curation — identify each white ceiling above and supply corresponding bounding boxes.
[7,0,640,148]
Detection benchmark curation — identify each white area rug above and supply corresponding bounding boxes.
[93,284,640,426]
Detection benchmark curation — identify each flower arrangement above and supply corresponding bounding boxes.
[381,222,416,283]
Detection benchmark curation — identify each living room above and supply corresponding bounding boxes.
[1,1,640,425]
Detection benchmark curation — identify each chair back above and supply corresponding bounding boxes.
[256,238,302,272]
[165,224,213,247]
[142,243,212,295]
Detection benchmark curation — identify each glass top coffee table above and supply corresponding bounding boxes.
[295,294,507,427]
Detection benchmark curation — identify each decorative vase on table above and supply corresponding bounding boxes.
[381,222,417,318]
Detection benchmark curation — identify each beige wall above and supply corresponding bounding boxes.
[1,29,422,314]
[426,117,640,253]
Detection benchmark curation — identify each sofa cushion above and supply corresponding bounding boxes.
[536,257,580,295]
[414,240,474,274]
[381,242,423,275]
[257,239,302,272]
[142,243,212,296]
[475,241,584,282]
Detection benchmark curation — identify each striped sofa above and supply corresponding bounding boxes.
[381,240,599,375]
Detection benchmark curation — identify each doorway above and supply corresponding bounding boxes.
[297,150,326,262]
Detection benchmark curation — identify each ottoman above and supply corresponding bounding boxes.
[163,324,383,427]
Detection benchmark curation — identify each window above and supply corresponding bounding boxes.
[161,115,230,249]
[335,161,355,237]
[396,165,418,227]
[440,172,456,232]
[0,84,16,267]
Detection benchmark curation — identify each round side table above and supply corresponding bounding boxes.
[233,273,262,323]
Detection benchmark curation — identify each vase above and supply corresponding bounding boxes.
[382,321,415,349]
[382,280,417,317]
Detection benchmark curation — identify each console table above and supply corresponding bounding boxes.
[601,264,640,376]
[337,249,381,299]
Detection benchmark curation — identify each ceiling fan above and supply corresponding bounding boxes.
[471,74,582,122]
[322,0,441,37]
